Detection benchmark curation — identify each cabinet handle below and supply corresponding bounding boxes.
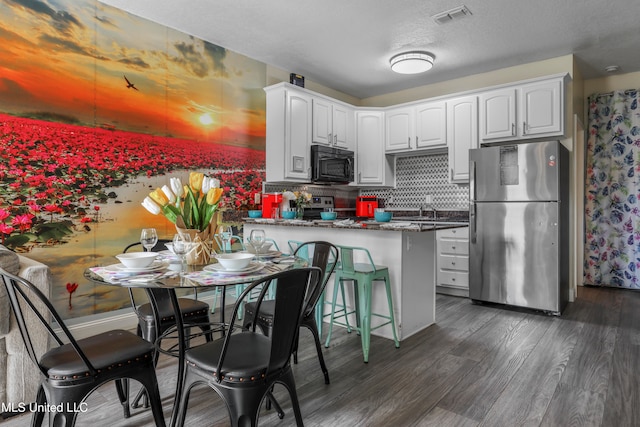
[334,134,337,145]
[408,136,411,148]
[511,123,515,136]
[358,171,361,183]
[416,136,418,146]
[328,132,332,143]
[452,246,456,249]
[452,278,456,282]
[522,122,527,135]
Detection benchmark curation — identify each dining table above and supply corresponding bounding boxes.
[84,250,309,427]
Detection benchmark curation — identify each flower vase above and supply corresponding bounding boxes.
[175,212,218,265]
[295,205,304,219]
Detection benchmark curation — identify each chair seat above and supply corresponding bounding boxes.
[137,298,209,323]
[342,263,388,275]
[40,330,154,380]
[186,333,271,383]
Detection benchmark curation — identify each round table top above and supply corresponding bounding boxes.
[84,255,308,289]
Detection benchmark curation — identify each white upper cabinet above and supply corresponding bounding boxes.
[520,79,563,137]
[480,76,565,142]
[385,107,414,152]
[415,100,447,150]
[385,101,447,154]
[312,98,355,150]
[265,84,312,182]
[447,95,478,183]
[356,110,394,186]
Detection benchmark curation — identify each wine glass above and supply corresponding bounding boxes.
[172,233,192,274]
[217,225,232,254]
[140,228,158,252]
[249,229,266,262]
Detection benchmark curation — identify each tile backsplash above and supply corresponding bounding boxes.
[362,153,469,210]
[264,152,469,211]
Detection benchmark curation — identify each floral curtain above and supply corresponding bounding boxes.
[584,89,640,288]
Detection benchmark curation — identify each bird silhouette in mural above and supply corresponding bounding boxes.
[123,75,139,91]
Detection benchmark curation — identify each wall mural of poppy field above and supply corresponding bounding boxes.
[0,0,267,319]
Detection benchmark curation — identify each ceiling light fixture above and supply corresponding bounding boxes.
[390,51,434,74]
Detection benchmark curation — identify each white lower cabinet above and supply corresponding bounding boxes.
[436,227,469,297]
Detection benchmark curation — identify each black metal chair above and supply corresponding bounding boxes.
[0,267,166,427]
[123,240,212,345]
[123,240,212,409]
[243,241,338,384]
[175,267,321,427]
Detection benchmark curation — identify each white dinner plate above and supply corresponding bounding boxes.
[203,262,264,275]
[105,261,169,273]
[242,249,281,258]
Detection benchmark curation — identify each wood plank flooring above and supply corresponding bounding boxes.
[2,285,639,426]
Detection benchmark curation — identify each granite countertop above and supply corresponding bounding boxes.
[242,217,468,232]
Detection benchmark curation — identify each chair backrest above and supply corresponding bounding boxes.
[123,239,182,331]
[288,240,303,255]
[337,245,377,274]
[215,234,245,252]
[219,267,322,381]
[0,267,97,377]
[293,241,338,318]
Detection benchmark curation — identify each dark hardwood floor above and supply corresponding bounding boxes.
[3,285,639,426]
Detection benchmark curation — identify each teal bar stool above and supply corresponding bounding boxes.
[325,245,400,362]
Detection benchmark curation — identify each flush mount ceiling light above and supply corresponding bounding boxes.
[390,51,434,74]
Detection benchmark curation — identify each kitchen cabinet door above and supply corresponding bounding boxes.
[480,88,516,140]
[356,110,394,186]
[385,107,413,152]
[312,98,332,146]
[416,100,447,149]
[265,84,312,182]
[520,79,563,137]
[332,103,354,150]
[312,98,354,150]
[447,95,478,183]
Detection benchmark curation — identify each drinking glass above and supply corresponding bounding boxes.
[249,229,266,261]
[140,228,158,252]
[172,233,192,274]
[218,225,232,253]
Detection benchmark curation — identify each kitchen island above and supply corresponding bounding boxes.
[244,218,466,341]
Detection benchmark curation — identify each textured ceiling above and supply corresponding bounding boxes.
[98,0,640,99]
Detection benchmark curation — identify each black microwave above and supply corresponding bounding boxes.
[311,145,354,184]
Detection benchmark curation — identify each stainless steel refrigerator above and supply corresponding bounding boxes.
[469,140,569,315]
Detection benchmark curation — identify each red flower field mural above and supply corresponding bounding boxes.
[0,113,265,318]
[0,113,264,251]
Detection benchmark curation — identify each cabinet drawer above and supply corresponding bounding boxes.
[437,270,469,288]
[438,254,469,271]
[437,227,469,239]
[438,240,469,256]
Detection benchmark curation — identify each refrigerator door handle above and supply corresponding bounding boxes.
[469,159,477,244]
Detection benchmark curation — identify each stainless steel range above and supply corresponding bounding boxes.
[294,196,334,220]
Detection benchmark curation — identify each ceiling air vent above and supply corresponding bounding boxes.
[432,5,472,25]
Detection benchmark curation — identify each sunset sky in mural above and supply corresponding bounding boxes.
[0,0,266,147]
